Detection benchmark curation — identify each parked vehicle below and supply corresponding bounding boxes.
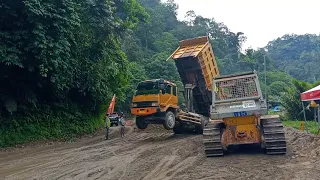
[273,106,281,112]
[109,113,119,126]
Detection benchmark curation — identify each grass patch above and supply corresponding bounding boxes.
[0,103,106,148]
[282,120,320,134]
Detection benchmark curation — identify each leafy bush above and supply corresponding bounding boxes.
[280,79,320,120]
[0,0,148,147]
[0,102,105,147]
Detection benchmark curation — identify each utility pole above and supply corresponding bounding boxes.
[263,55,267,107]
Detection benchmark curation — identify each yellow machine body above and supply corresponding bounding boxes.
[221,116,261,147]
[169,36,220,91]
[204,72,287,157]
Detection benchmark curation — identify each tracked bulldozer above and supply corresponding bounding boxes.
[203,71,287,157]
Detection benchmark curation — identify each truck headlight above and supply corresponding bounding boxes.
[151,102,158,106]
[132,103,138,107]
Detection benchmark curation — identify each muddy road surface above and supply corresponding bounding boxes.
[0,125,319,180]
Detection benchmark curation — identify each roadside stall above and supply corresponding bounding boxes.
[300,85,320,134]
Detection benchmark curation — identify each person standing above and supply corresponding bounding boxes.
[105,113,111,140]
[119,112,125,137]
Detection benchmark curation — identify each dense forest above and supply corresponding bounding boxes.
[267,34,320,82]
[0,0,319,147]
[0,0,148,146]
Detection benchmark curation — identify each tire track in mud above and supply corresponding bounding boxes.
[116,129,203,180]
[1,126,319,180]
[173,127,320,180]
[54,127,147,179]
[0,125,195,180]
[63,134,187,180]
[142,156,198,180]
[0,127,128,179]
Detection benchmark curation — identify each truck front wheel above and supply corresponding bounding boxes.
[136,117,148,129]
[195,116,206,134]
[194,124,203,134]
[163,111,176,130]
[173,121,184,134]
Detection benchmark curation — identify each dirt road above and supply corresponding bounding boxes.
[0,125,319,180]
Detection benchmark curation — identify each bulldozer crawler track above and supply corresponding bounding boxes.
[203,122,223,157]
[262,117,287,155]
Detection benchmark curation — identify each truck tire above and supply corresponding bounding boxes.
[173,121,184,134]
[163,111,176,130]
[195,116,206,134]
[136,117,148,129]
[173,126,184,134]
[195,125,203,134]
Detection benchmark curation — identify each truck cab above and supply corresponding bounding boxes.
[131,79,179,130]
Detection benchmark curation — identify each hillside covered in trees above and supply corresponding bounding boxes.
[0,0,319,147]
[0,0,148,146]
[266,34,320,82]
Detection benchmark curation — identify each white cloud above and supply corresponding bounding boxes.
[172,0,320,49]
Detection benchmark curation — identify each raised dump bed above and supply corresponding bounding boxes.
[168,36,220,116]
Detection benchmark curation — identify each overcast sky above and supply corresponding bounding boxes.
[172,0,320,50]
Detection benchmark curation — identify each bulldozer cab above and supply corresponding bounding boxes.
[210,71,268,120]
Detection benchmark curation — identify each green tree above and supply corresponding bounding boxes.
[281,79,320,120]
[266,34,320,82]
[0,0,148,147]
[117,62,148,112]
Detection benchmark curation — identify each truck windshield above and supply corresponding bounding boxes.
[136,82,159,95]
[110,113,118,117]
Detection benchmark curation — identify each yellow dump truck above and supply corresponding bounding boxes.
[132,35,287,157]
[170,36,219,116]
[131,36,217,133]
